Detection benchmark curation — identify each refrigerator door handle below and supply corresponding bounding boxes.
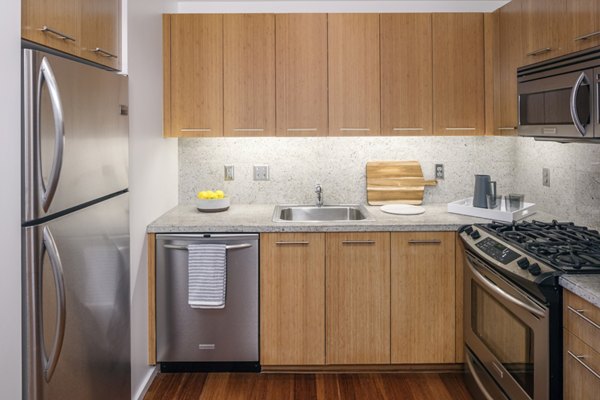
[37,57,65,212]
[40,226,66,382]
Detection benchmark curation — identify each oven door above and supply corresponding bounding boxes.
[464,252,549,400]
[518,68,594,138]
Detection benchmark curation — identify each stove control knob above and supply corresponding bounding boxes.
[470,230,481,240]
[528,263,541,276]
[464,226,474,235]
[517,258,530,269]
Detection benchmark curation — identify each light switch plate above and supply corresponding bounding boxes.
[253,165,270,181]
[224,165,234,181]
[543,168,550,187]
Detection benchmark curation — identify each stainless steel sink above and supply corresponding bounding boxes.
[272,205,373,222]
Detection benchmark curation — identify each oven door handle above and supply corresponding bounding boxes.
[570,71,589,136]
[465,353,495,400]
[467,258,546,319]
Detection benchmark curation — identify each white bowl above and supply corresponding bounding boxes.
[196,197,230,213]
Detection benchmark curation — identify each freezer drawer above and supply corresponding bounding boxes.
[156,234,259,363]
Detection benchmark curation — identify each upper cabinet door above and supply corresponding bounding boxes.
[22,0,80,56]
[165,14,223,137]
[328,14,380,136]
[522,0,568,62]
[497,0,523,134]
[381,14,433,136]
[80,0,121,69]
[224,14,276,136]
[568,0,600,52]
[276,14,328,136]
[433,13,485,135]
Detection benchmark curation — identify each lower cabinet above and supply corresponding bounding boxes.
[259,231,457,367]
[260,233,325,365]
[326,232,391,364]
[391,232,456,364]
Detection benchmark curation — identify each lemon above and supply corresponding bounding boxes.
[215,190,225,199]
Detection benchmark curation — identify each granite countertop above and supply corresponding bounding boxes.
[147,203,557,233]
[560,275,600,309]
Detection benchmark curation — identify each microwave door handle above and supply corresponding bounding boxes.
[37,57,65,212]
[570,71,589,137]
[467,257,545,318]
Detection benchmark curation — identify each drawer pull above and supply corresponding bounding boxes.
[575,31,600,41]
[92,47,118,58]
[446,127,476,131]
[408,239,442,245]
[393,128,424,131]
[39,26,76,42]
[568,306,600,330]
[568,351,600,380]
[286,128,317,132]
[527,47,552,57]
[340,128,370,132]
[233,128,264,132]
[275,241,309,245]
[180,128,211,132]
[342,240,375,245]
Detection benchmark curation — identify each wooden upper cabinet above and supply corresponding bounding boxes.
[522,0,568,62]
[391,232,456,364]
[276,14,328,136]
[164,14,223,137]
[326,232,390,364]
[224,14,275,136]
[381,14,433,136]
[260,233,325,366]
[568,0,600,52]
[80,0,120,69]
[328,14,380,136]
[497,0,523,134]
[433,13,485,135]
[22,0,81,56]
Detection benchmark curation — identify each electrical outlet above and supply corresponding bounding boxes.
[253,165,270,181]
[435,164,445,180]
[224,165,234,181]
[543,168,550,187]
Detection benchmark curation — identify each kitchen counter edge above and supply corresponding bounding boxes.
[560,275,600,309]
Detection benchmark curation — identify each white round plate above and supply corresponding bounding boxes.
[380,204,426,215]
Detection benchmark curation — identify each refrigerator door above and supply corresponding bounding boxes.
[23,49,128,224]
[23,193,130,400]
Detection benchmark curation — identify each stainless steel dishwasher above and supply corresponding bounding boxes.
[155,233,259,372]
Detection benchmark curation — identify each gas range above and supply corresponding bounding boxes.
[460,219,600,304]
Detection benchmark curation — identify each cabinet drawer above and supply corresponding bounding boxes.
[564,330,600,399]
[564,290,600,352]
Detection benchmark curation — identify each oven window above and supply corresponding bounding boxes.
[520,85,590,126]
[472,283,535,398]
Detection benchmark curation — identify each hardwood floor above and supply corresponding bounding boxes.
[144,372,473,400]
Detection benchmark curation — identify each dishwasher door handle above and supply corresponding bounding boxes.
[163,243,253,251]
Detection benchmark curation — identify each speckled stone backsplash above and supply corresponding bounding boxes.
[179,136,518,205]
[513,137,600,229]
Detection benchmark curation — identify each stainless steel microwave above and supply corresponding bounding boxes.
[518,48,600,141]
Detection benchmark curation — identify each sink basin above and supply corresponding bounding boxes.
[272,205,373,222]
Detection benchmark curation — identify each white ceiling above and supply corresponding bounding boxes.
[175,1,510,13]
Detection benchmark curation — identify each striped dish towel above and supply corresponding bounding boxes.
[188,244,227,309]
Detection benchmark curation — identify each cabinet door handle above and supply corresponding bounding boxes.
[275,241,309,245]
[340,128,370,132]
[233,128,264,132]
[342,240,375,245]
[568,351,600,381]
[39,26,76,42]
[286,128,317,132]
[445,127,475,131]
[408,239,442,245]
[393,128,424,131]
[527,47,552,56]
[567,306,600,331]
[92,48,118,58]
[575,31,600,41]
[180,128,211,132]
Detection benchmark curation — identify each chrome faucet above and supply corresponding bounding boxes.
[315,184,323,207]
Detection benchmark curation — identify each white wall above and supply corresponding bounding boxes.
[176,0,508,13]
[0,0,22,399]
[128,0,178,398]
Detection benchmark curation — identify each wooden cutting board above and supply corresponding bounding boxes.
[366,161,437,205]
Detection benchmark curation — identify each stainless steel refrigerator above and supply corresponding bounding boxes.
[21,47,130,400]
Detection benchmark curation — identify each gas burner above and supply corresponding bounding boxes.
[480,220,600,272]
